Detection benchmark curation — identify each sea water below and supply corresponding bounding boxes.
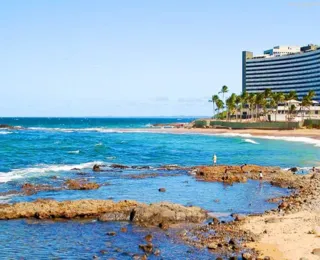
[0,117,319,259]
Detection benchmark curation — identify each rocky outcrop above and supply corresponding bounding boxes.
[21,183,60,195]
[0,199,207,228]
[127,202,207,228]
[92,164,101,172]
[0,124,15,129]
[110,164,129,169]
[64,179,100,190]
[0,199,138,220]
[194,165,304,188]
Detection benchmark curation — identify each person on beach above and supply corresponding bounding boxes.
[259,171,263,180]
[213,154,217,166]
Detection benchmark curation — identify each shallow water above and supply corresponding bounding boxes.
[0,117,319,259]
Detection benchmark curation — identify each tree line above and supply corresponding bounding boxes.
[211,86,316,121]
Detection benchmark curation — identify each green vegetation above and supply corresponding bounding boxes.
[210,87,317,122]
[194,120,207,128]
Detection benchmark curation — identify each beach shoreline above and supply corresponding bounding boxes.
[127,127,320,139]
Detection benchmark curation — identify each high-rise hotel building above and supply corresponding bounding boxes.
[242,44,320,100]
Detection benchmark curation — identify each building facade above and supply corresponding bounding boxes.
[242,44,320,100]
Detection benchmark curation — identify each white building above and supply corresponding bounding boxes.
[263,46,301,57]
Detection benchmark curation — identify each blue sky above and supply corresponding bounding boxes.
[1,0,319,116]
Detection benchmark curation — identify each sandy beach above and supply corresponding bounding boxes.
[125,127,320,140]
[243,211,320,260]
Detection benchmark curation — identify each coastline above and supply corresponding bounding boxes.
[124,127,320,140]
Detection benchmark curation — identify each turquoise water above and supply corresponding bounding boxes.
[0,117,319,259]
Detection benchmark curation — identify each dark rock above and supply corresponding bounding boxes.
[110,164,129,169]
[93,164,101,172]
[120,227,127,233]
[290,167,298,173]
[106,231,116,236]
[144,234,153,242]
[159,222,169,230]
[139,243,153,254]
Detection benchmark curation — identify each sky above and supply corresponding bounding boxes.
[0,0,319,117]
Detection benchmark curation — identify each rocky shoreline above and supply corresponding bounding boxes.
[1,164,319,259]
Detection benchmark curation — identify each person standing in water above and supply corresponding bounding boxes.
[213,154,217,166]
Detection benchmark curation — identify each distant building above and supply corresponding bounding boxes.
[242,44,320,100]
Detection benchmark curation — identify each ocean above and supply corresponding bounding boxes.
[0,117,319,259]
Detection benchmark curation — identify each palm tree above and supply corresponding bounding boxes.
[255,92,265,121]
[235,95,242,121]
[284,91,298,120]
[226,93,237,121]
[272,92,285,122]
[215,99,224,119]
[211,95,219,118]
[264,88,272,99]
[302,90,316,119]
[219,85,229,111]
[240,91,248,121]
[248,93,256,121]
[288,104,296,120]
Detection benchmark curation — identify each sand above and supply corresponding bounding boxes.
[120,127,320,140]
[243,211,320,260]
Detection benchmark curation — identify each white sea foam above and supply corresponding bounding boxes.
[95,142,103,146]
[243,139,259,145]
[0,194,16,204]
[0,161,104,183]
[211,133,320,147]
[68,150,80,154]
[0,131,12,135]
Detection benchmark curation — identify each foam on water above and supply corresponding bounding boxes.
[243,138,259,144]
[67,150,80,154]
[0,131,12,135]
[0,161,104,183]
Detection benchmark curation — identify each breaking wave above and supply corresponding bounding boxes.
[243,139,259,145]
[0,161,104,183]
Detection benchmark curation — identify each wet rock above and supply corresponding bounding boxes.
[21,183,58,195]
[278,202,289,210]
[290,167,298,173]
[131,202,207,227]
[120,227,127,233]
[64,179,100,190]
[139,243,153,254]
[0,199,138,220]
[144,234,153,242]
[93,164,101,172]
[231,214,246,221]
[159,222,170,230]
[158,188,166,192]
[106,231,116,236]
[0,124,15,129]
[110,164,129,169]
